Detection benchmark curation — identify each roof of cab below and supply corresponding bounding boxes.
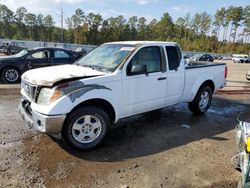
[106,41,177,46]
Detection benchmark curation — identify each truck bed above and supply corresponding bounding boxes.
[181,60,226,103]
[185,61,225,69]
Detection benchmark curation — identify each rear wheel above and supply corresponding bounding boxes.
[61,106,110,151]
[2,67,20,83]
[188,86,212,115]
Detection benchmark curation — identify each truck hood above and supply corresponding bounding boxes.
[22,64,105,86]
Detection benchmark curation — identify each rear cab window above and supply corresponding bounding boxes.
[165,45,182,71]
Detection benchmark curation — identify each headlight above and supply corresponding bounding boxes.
[37,88,63,105]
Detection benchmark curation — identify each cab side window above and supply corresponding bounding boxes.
[165,46,181,71]
[127,46,161,75]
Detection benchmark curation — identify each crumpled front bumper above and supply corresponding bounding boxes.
[18,98,66,134]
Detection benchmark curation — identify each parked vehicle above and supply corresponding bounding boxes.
[213,55,223,60]
[190,53,214,62]
[0,47,82,83]
[0,41,26,55]
[247,70,250,81]
[183,53,191,59]
[74,46,87,56]
[232,54,250,63]
[19,41,227,151]
[222,56,232,60]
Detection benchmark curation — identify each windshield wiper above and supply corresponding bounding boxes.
[82,64,109,73]
[82,64,94,68]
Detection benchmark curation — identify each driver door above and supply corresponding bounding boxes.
[121,46,168,117]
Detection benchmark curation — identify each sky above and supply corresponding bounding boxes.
[0,0,249,26]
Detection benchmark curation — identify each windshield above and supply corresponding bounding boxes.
[13,49,29,58]
[75,44,135,72]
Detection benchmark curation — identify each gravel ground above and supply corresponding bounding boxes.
[0,93,250,187]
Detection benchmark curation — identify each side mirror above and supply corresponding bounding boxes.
[129,64,147,75]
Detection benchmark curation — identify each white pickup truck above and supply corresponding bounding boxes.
[19,41,227,150]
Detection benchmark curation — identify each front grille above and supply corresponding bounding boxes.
[21,98,32,116]
[21,81,40,102]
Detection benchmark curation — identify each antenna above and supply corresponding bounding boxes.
[60,7,64,43]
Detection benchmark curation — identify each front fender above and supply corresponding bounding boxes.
[32,88,119,122]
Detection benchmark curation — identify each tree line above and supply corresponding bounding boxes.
[0,4,249,54]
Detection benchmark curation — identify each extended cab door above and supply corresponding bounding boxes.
[122,46,167,116]
[165,45,185,105]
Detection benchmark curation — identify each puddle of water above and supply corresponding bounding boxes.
[208,104,245,115]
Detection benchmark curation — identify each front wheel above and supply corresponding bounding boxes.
[2,67,20,83]
[188,86,212,115]
[61,106,110,151]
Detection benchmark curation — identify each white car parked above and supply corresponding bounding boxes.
[232,54,250,63]
[19,41,227,151]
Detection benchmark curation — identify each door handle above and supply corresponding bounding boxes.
[157,77,167,80]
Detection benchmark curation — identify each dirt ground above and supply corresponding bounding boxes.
[0,61,250,188]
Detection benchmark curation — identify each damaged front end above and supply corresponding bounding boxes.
[19,76,112,135]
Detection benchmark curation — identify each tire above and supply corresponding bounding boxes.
[61,106,110,151]
[188,86,212,115]
[2,67,20,83]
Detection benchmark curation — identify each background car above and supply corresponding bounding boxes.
[190,53,214,62]
[74,46,87,56]
[222,56,232,60]
[183,53,191,59]
[0,41,26,55]
[0,47,82,83]
[232,54,250,63]
[213,55,223,60]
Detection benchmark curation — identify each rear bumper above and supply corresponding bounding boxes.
[18,98,66,134]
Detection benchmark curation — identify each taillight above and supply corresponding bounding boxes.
[224,66,228,79]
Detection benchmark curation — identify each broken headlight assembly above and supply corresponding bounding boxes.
[37,88,63,105]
